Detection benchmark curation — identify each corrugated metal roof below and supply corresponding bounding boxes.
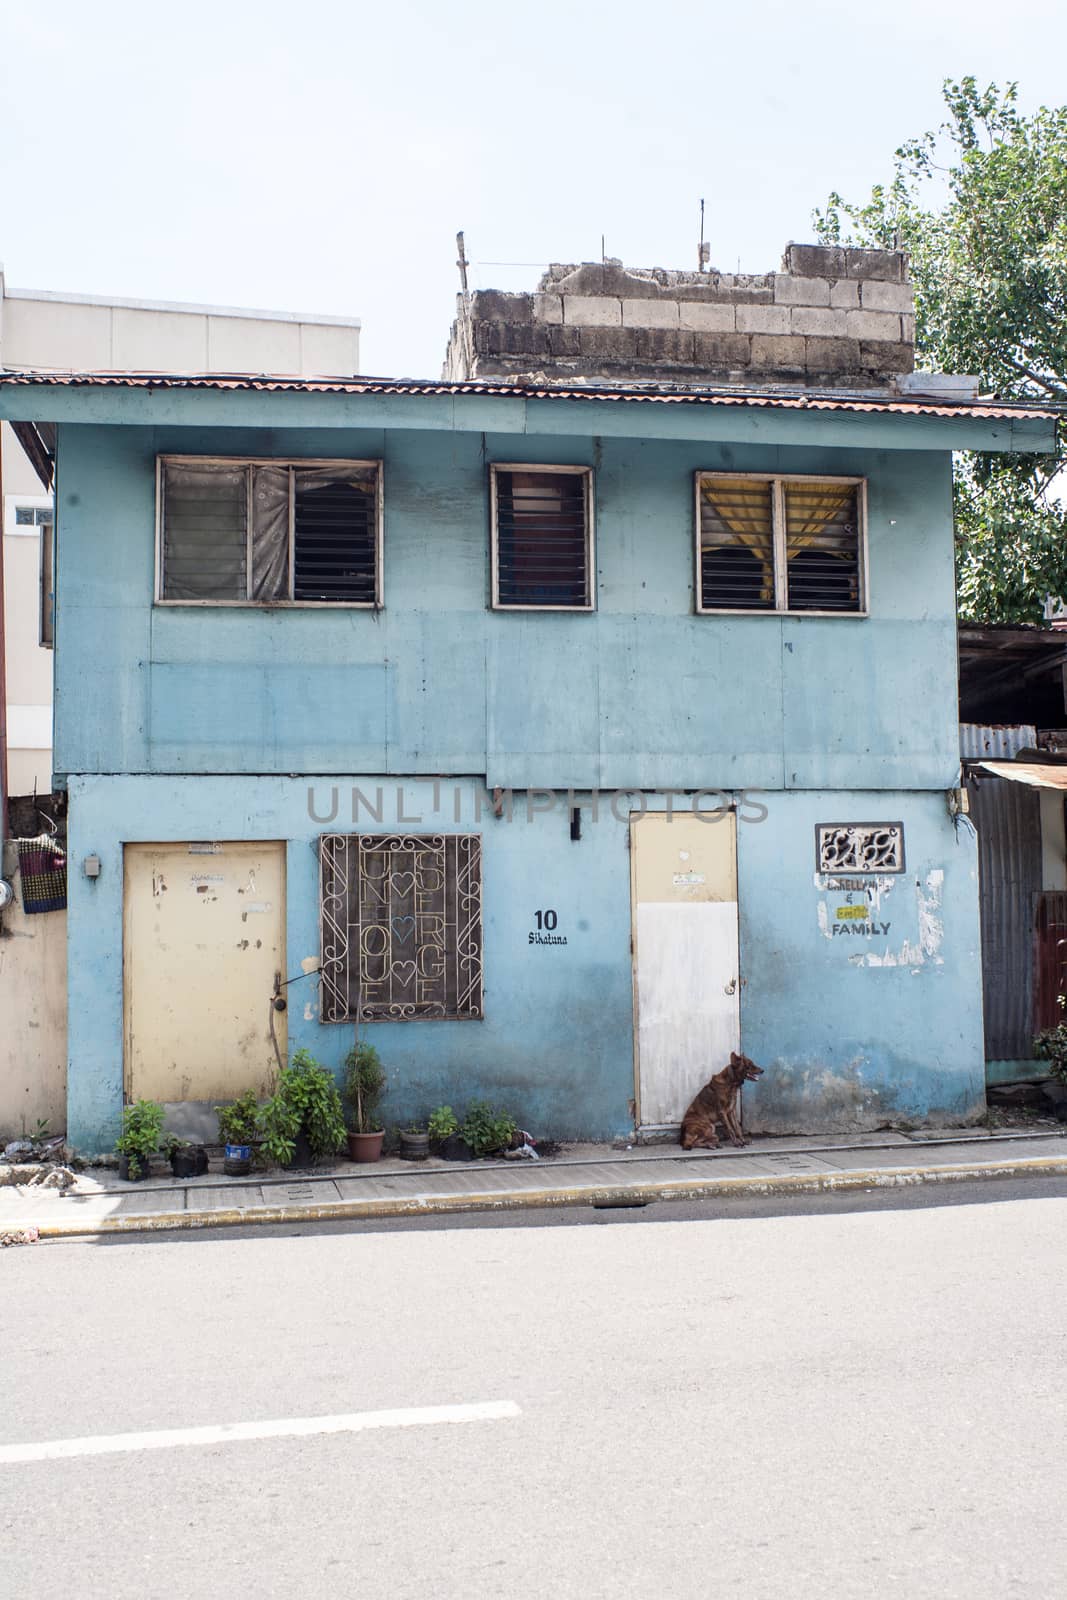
[960,723,1037,759]
[0,368,1058,422]
[975,761,1067,790]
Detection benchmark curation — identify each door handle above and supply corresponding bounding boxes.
[724,977,737,996]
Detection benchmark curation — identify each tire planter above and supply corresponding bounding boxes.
[223,1143,252,1177]
[347,1129,385,1163]
[118,1152,153,1181]
[170,1145,209,1179]
[399,1130,430,1162]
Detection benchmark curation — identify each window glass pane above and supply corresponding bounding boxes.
[293,466,378,603]
[15,505,35,525]
[250,465,291,601]
[785,482,861,612]
[36,506,54,527]
[495,470,589,608]
[162,462,247,600]
[699,477,775,609]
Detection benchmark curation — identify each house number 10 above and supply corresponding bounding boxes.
[534,909,558,931]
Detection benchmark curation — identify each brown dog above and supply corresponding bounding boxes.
[680,1051,764,1150]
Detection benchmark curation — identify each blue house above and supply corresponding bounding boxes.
[0,245,1056,1152]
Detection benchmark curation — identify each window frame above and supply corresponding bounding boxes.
[155,454,384,608]
[489,462,596,613]
[693,470,868,618]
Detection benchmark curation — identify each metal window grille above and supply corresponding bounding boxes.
[816,823,905,875]
[319,834,484,1021]
[158,457,381,605]
[697,473,865,615]
[492,466,593,609]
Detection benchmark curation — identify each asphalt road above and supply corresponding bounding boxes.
[2,1182,1066,1598]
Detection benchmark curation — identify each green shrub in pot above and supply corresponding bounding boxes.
[115,1099,165,1180]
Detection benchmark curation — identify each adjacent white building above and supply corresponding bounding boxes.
[0,265,361,1139]
[1,266,362,796]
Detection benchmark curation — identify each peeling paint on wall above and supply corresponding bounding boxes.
[847,868,944,970]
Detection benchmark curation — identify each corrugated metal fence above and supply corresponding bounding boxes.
[967,771,1041,1059]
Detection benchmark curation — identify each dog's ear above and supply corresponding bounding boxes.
[729,1050,741,1065]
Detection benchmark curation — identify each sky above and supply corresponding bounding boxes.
[3,0,1067,379]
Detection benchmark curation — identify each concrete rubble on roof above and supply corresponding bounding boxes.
[444,242,915,391]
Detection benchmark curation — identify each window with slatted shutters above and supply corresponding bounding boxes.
[697,473,864,615]
[491,465,593,610]
[319,834,484,1022]
[159,457,381,605]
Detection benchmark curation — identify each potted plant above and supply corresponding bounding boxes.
[216,1090,260,1177]
[343,1041,386,1162]
[1034,1022,1067,1118]
[162,1136,209,1179]
[428,1104,470,1161]
[115,1099,165,1181]
[259,1049,347,1168]
[399,1124,430,1161]
[462,1101,518,1160]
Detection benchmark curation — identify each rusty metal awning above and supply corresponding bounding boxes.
[974,760,1067,790]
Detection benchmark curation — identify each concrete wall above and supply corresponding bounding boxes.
[65,774,984,1152]
[0,839,67,1140]
[445,244,914,388]
[53,422,960,793]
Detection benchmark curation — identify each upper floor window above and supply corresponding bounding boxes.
[157,456,382,606]
[490,464,594,611]
[696,473,866,615]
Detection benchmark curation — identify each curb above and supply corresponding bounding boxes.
[24,1154,1067,1239]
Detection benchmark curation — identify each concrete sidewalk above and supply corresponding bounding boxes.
[4,1126,1067,1238]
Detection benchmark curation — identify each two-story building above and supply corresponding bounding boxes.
[0,244,1056,1153]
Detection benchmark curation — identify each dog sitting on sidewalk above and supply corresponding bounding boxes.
[680,1052,764,1150]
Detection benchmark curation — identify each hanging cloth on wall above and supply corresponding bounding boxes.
[17,833,68,914]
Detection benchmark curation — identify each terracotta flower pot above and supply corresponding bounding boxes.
[347,1129,384,1163]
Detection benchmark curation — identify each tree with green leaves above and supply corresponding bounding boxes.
[815,78,1067,623]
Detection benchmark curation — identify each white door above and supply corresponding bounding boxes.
[123,842,287,1103]
[631,812,740,1129]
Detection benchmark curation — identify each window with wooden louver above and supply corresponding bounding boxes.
[491,465,594,610]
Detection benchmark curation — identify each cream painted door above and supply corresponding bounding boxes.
[123,842,286,1103]
[631,812,740,1129]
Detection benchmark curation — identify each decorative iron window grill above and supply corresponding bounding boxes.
[816,823,905,875]
[491,464,594,610]
[319,834,483,1021]
[697,473,865,614]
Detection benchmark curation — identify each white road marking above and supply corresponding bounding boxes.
[0,1400,522,1465]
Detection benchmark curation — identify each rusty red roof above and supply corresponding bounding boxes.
[0,368,1059,422]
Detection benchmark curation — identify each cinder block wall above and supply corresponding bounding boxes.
[444,243,913,389]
